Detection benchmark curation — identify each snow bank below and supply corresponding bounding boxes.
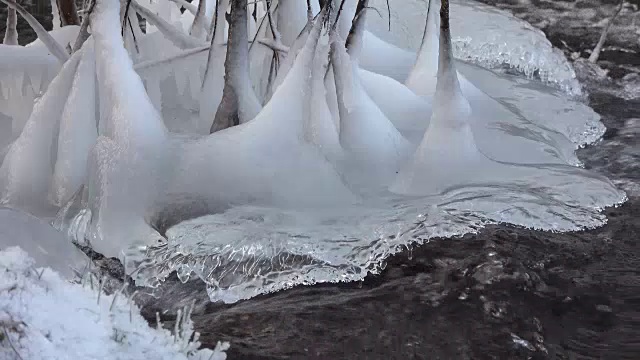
[0,207,85,279]
[0,246,229,360]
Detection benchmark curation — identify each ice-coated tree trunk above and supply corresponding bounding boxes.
[3,7,18,45]
[437,0,459,103]
[50,0,61,29]
[72,0,95,51]
[210,0,260,133]
[190,0,207,39]
[345,0,367,59]
[56,0,80,26]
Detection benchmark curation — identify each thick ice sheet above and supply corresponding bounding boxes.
[366,0,582,95]
[127,60,625,303]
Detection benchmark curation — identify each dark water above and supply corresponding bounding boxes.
[5,0,639,358]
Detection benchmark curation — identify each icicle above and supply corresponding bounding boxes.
[3,7,18,45]
[210,0,261,133]
[0,51,82,209]
[405,0,441,98]
[49,40,98,207]
[0,0,69,63]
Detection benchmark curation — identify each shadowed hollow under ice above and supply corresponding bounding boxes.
[0,0,626,303]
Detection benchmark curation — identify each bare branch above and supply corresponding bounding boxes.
[168,0,198,15]
[589,0,625,63]
[0,0,70,62]
[131,0,206,49]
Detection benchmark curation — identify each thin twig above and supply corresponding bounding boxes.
[589,0,625,63]
[2,327,25,360]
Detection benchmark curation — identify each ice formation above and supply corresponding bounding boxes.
[0,246,229,360]
[0,0,627,304]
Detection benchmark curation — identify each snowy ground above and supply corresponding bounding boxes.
[0,246,229,360]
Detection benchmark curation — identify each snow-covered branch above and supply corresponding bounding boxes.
[0,0,70,62]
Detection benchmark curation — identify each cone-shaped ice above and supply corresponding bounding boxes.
[343,1,432,142]
[92,0,167,148]
[390,0,619,196]
[330,37,411,186]
[172,8,356,208]
[277,0,319,46]
[210,0,262,133]
[345,0,368,60]
[331,0,358,40]
[358,68,432,142]
[390,0,496,196]
[0,50,82,212]
[80,0,168,257]
[400,0,579,166]
[405,0,440,97]
[199,45,226,131]
[308,43,343,162]
[49,39,98,207]
[358,31,416,82]
[266,14,315,101]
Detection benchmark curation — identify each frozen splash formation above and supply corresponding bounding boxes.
[0,0,626,303]
[0,246,229,360]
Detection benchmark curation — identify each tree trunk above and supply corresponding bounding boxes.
[210,0,261,133]
[3,7,18,45]
[56,0,80,26]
